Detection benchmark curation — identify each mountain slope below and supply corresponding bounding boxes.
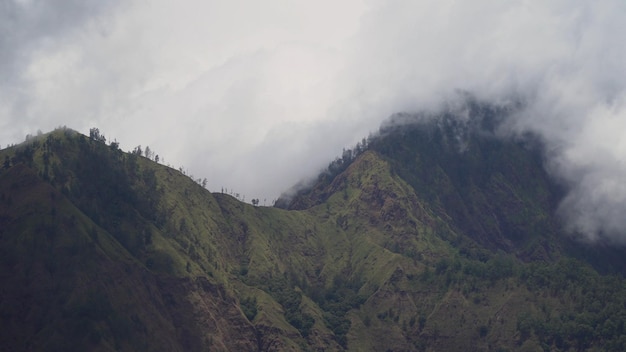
[1,122,626,351]
[283,107,563,260]
[0,132,258,352]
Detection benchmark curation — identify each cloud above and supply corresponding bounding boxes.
[333,0,626,242]
[0,1,115,137]
[1,0,369,202]
[1,0,626,241]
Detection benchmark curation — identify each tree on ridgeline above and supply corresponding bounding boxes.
[89,128,106,143]
[145,146,153,160]
[132,145,143,156]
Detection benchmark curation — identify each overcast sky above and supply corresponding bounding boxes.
[2,0,626,242]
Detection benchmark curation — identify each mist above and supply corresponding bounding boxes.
[326,0,626,243]
[1,0,626,242]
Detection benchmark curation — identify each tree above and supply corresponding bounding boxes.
[109,140,120,151]
[252,199,259,206]
[89,128,106,143]
[241,297,258,321]
[145,146,153,160]
[132,145,142,156]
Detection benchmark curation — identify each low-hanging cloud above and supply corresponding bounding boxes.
[0,0,121,134]
[1,0,626,242]
[329,0,626,243]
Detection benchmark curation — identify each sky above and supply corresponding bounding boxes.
[2,0,626,242]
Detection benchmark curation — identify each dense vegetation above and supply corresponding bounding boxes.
[1,109,626,351]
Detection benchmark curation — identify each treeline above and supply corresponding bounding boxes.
[324,137,372,182]
[90,128,268,206]
[2,127,271,207]
[275,135,374,208]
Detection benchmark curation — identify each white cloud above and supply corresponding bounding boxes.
[2,0,626,241]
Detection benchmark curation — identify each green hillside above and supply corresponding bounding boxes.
[1,119,626,351]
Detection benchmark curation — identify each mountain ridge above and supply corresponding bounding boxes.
[1,119,626,351]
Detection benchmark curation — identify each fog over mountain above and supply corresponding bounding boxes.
[1,0,626,241]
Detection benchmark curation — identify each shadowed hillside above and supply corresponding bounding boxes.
[1,117,626,351]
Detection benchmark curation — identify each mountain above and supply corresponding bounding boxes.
[1,109,625,351]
